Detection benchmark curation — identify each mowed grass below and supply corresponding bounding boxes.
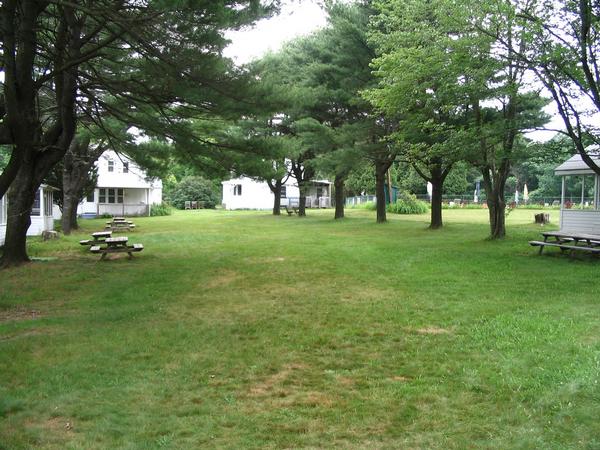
[1,208,599,449]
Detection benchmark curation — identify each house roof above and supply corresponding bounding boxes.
[555,154,600,175]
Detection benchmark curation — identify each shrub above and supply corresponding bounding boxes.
[167,176,220,209]
[387,192,429,214]
[150,203,172,216]
[100,213,113,219]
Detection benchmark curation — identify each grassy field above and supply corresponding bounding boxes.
[1,208,599,449]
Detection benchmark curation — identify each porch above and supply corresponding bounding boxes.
[555,154,600,234]
[95,187,151,217]
[282,181,332,208]
[28,185,55,236]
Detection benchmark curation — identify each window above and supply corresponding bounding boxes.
[0,196,6,224]
[108,160,114,172]
[123,162,129,173]
[32,190,41,216]
[86,191,95,202]
[280,186,287,198]
[44,191,53,216]
[99,188,124,204]
[233,184,242,196]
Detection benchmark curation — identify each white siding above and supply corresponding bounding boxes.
[150,187,162,205]
[560,210,600,234]
[97,151,162,190]
[222,177,300,210]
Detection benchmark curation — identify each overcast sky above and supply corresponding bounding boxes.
[224,0,327,64]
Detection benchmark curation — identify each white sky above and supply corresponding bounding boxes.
[224,0,327,65]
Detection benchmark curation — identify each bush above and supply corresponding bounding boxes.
[150,203,172,216]
[387,192,429,215]
[167,176,220,209]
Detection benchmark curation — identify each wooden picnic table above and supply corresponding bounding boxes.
[79,230,113,246]
[105,220,136,232]
[90,236,144,260]
[529,230,600,256]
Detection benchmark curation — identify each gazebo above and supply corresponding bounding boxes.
[554,154,600,233]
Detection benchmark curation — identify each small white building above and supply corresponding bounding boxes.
[0,185,56,246]
[78,150,162,217]
[222,176,332,210]
[554,153,600,233]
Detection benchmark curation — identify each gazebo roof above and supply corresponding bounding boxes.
[555,154,600,175]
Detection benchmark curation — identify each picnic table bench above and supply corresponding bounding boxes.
[79,231,112,246]
[90,236,144,260]
[281,205,299,215]
[529,231,600,257]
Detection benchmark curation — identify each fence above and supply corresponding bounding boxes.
[284,196,331,208]
[346,193,589,208]
[346,195,376,206]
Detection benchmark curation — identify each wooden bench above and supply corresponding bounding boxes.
[529,240,600,256]
[90,243,144,259]
[282,205,299,215]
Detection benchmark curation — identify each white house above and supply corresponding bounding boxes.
[0,185,56,246]
[222,176,332,210]
[554,153,600,233]
[78,150,162,217]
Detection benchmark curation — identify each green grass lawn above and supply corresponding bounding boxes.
[1,208,599,449]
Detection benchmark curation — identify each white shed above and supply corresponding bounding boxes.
[554,154,600,233]
[221,177,332,210]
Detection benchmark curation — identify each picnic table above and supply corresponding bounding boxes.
[90,236,144,260]
[529,230,600,257]
[105,218,136,232]
[79,230,112,246]
[281,205,299,215]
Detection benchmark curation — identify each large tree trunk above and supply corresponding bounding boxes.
[482,168,509,239]
[375,161,391,223]
[69,200,79,230]
[61,136,95,234]
[413,163,450,230]
[430,175,444,230]
[61,169,78,234]
[298,181,307,217]
[0,168,37,268]
[486,188,506,239]
[334,174,346,220]
[268,179,282,215]
[61,191,80,234]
